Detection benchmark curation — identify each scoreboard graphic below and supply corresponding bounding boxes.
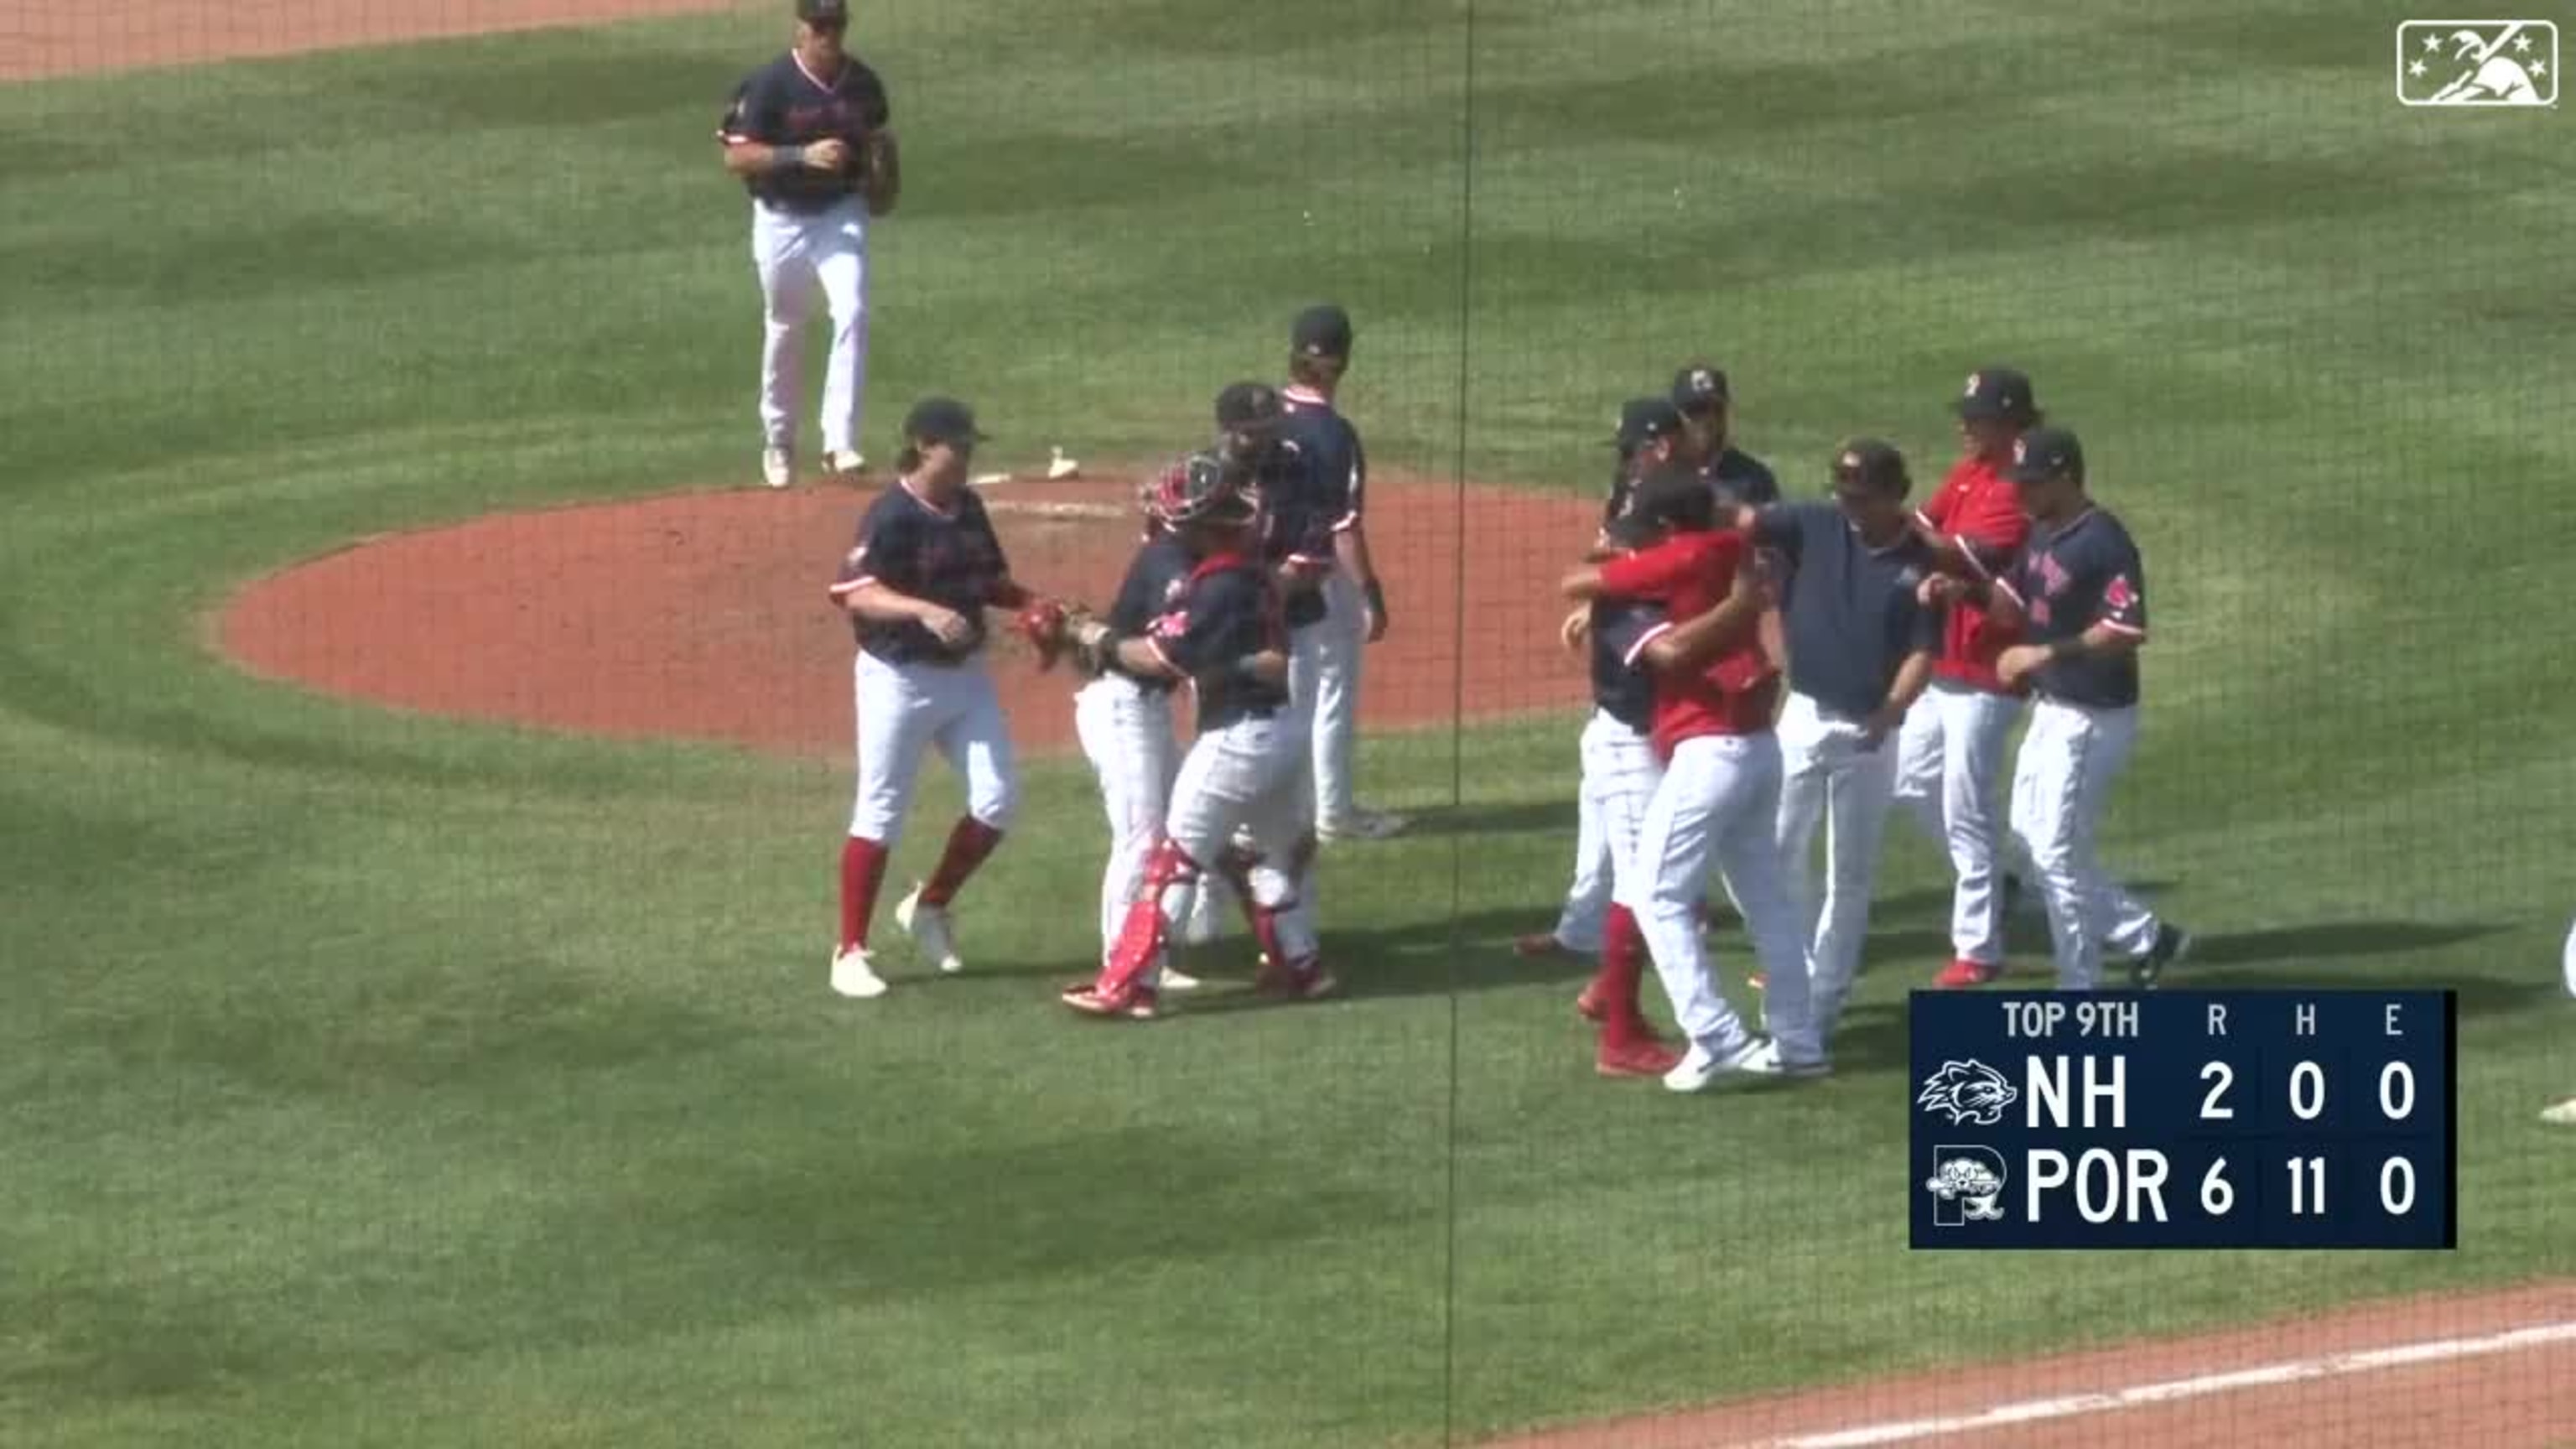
[1909,991,2456,1250]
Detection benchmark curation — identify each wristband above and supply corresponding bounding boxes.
[773,145,806,172]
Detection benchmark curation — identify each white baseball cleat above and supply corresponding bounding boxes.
[1158,966,1202,992]
[896,886,964,974]
[1046,445,1081,480]
[761,447,794,489]
[2542,1097,2576,1126]
[1662,1036,1784,1093]
[824,449,866,477]
[829,944,888,999]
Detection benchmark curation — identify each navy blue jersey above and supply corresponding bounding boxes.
[1995,507,2149,709]
[1244,438,1332,631]
[828,481,1012,664]
[1701,445,1779,512]
[1145,555,1289,730]
[1589,598,1666,735]
[1751,503,1942,719]
[1280,387,1364,536]
[1101,533,1197,694]
[716,51,891,214]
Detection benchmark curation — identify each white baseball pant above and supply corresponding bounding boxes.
[2007,697,2163,989]
[1150,712,1320,972]
[1775,692,1899,1040]
[1194,619,1327,944]
[1618,733,1819,1064]
[1892,678,2022,965]
[849,652,1017,843]
[1306,573,1368,832]
[1075,674,1180,966]
[1548,710,1662,954]
[752,196,869,456]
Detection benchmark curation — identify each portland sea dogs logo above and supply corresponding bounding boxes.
[1917,1059,2019,1126]
[1924,1146,2011,1227]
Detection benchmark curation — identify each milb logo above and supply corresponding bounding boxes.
[2396,21,2558,106]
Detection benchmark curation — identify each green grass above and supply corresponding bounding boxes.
[4,2,2574,1446]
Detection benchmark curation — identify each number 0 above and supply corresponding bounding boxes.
[2381,1157,2417,1215]
[2290,1061,2326,1120]
[2199,1062,2235,1119]
[2379,1062,2416,1120]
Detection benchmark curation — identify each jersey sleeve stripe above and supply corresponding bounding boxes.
[1330,511,1361,532]
[828,575,878,598]
[2097,619,2147,639]
[1623,621,1673,669]
[1146,638,1184,677]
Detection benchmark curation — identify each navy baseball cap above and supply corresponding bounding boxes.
[1955,366,2038,422]
[2003,425,2084,486]
[796,0,849,25]
[1613,397,1685,452]
[901,397,989,446]
[1291,304,1354,359]
[1831,437,1911,496]
[1615,462,1717,537]
[1214,381,1288,432]
[1670,363,1732,416]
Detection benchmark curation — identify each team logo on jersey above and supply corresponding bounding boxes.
[2396,21,2557,106]
[2104,574,2137,613]
[1924,1147,2011,1227]
[1917,1058,2019,1126]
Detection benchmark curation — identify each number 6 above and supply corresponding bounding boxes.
[2201,1156,2235,1215]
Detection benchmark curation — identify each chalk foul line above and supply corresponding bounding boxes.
[1729,1320,2576,1448]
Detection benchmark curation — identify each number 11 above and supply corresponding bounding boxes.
[2288,1156,2325,1215]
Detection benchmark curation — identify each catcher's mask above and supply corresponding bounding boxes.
[1148,450,1260,531]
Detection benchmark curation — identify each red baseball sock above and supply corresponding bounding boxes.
[839,836,891,952]
[919,817,1004,907]
[1598,904,1651,1044]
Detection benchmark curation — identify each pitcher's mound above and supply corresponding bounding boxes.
[216,473,1603,756]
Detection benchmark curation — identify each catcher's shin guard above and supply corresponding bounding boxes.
[1098,837,1202,997]
[1208,841,1290,968]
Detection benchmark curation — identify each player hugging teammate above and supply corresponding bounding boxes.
[1522,361,2193,1088]
[1042,452,1338,1019]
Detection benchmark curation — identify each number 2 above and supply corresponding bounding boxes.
[2199,1061,2236,1119]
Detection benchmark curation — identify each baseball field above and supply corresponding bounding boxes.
[4,2,2573,1446]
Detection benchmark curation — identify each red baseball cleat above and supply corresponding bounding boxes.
[1933,958,2002,989]
[1596,1036,1685,1078]
[1254,955,1338,1002]
[1061,980,1161,1021]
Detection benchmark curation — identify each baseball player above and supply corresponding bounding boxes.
[1179,382,1334,958]
[1278,305,1404,841]
[1729,441,1941,1055]
[1528,498,1776,1077]
[1597,397,1689,532]
[823,397,1041,999]
[1518,397,1706,964]
[717,0,898,489]
[1562,464,1823,1090]
[1896,368,2043,989]
[1671,364,1779,512]
[1673,363,1788,675]
[1068,468,1203,990]
[1057,454,1334,1019]
[1922,426,2191,991]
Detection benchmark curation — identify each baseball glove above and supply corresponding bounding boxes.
[1011,599,1072,671]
